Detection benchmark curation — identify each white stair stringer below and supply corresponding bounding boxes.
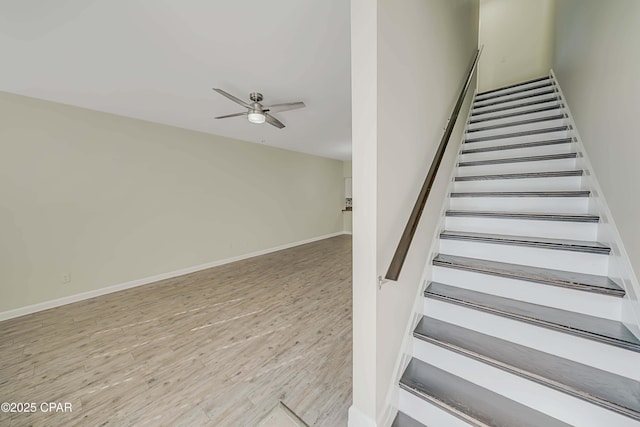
[394,74,640,427]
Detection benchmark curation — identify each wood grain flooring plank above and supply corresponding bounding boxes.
[0,235,351,426]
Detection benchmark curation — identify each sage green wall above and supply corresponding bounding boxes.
[478,0,555,91]
[0,91,344,314]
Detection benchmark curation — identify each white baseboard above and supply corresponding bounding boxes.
[348,405,377,427]
[0,231,349,322]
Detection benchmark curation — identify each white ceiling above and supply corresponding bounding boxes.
[0,0,352,160]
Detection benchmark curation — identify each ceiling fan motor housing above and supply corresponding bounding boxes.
[249,92,263,102]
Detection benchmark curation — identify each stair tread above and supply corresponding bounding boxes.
[432,253,625,296]
[414,317,640,420]
[425,282,640,352]
[477,76,551,97]
[459,152,576,167]
[475,82,554,103]
[450,190,590,197]
[474,89,557,108]
[465,126,571,144]
[461,138,574,154]
[472,97,560,116]
[469,104,563,124]
[392,411,427,427]
[446,210,599,222]
[440,230,611,254]
[400,357,572,427]
[455,170,583,181]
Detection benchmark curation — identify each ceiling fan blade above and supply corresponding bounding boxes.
[263,102,305,113]
[264,113,285,129]
[213,88,251,109]
[215,111,248,119]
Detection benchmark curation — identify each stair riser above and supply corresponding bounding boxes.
[474,89,558,109]
[474,88,557,109]
[431,267,621,320]
[475,85,556,104]
[473,94,560,115]
[465,118,568,140]
[475,79,552,101]
[465,129,571,146]
[462,140,574,156]
[422,298,640,380]
[475,82,553,101]
[412,339,639,427]
[471,99,561,120]
[445,216,597,241]
[438,239,608,275]
[460,143,574,162]
[457,157,577,176]
[453,176,584,192]
[469,99,564,125]
[449,197,589,214]
[467,109,566,130]
[398,389,470,427]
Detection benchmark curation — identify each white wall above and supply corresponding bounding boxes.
[350,0,479,424]
[478,0,555,91]
[553,0,640,328]
[0,92,344,315]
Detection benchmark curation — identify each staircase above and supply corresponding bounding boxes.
[392,75,640,426]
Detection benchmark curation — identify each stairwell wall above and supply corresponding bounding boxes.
[553,0,640,331]
[478,0,555,92]
[350,0,479,425]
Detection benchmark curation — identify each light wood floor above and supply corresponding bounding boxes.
[0,235,352,426]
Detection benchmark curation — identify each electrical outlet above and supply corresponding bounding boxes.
[62,274,71,284]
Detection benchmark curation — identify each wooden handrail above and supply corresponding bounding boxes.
[384,47,483,281]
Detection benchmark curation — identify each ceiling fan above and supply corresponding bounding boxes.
[213,89,305,129]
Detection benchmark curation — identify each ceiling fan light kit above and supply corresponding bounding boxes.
[247,112,266,124]
[213,88,305,129]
